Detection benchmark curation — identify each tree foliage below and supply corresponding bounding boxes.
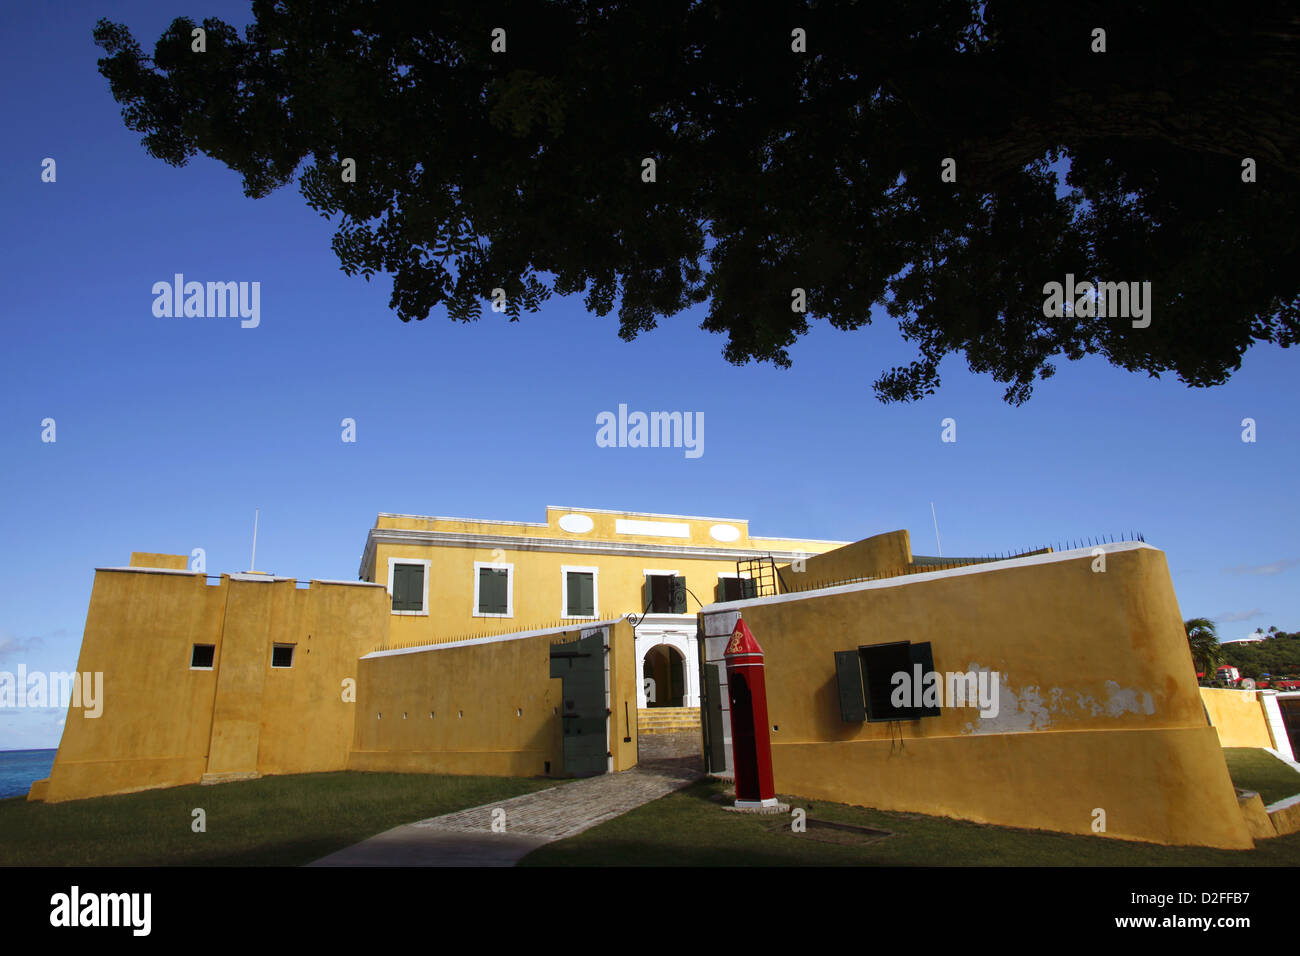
[1185,617,1225,677]
[94,1,1300,402]
[1221,629,1300,680]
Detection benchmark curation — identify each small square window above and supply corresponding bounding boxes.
[191,644,216,669]
[271,644,295,668]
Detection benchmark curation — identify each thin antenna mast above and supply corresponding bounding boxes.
[930,502,943,558]
[250,509,260,572]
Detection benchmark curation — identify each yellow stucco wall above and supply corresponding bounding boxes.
[349,619,637,777]
[706,543,1254,849]
[1269,800,1300,835]
[1237,791,1278,840]
[1200,688,1275,749]
[41,568,223,801]
[608,620,639,770]
[38,567,388,802]
[776,529,913,589]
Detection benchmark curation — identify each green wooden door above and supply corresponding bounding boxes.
[549,631,608,777]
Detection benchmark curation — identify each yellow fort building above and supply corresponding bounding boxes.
[26,504,1300,851]
[360,506,846,709]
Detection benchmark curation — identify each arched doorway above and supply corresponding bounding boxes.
[642,644,686,707]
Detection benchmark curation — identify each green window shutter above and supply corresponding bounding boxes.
[716,580,725,602]
[644,575,654,612]
[390,567,404,610]
[741,577,758,599]
[719,578,744,602]
[909,642,941,717]
[567,572,595,616]
[834,651,867,722]
[497,569,506,613]
[408,565,425,611]
[497,569,510,614]
[480,568,508,614]
[494,569,510,614]
[392,564,423,612]
[672,576,687,613]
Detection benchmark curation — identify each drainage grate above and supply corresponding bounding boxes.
[767,817,895,846]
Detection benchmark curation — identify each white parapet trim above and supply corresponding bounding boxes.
[97,566,204,576]
[699,541,1156,613]
[1259,693,1297,763]
[1266,792,1300,814]
[361,617,626,659]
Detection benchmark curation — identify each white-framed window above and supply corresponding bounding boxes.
[387,558,431,616]
[561,565,599,619]
[271,643,295,668]
[190,644,216,670]
[473,561,514,618]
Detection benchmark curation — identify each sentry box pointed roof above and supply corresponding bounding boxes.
[725,619,763,658]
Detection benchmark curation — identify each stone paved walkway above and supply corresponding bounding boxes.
[308,747,702,867]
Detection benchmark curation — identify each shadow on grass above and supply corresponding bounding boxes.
[520,779,1300,867]
[0,771,557,867]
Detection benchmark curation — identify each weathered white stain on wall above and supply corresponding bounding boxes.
[962,666,1155,735]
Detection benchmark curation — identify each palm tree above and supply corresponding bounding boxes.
[1186,618,1225,680]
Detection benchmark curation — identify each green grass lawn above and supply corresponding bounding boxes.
[1223,747,1300,804]
[8,748,1298,867]
[520,775,1300,867]
[0,771,556,866]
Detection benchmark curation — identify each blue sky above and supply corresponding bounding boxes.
[2,2,1297,749]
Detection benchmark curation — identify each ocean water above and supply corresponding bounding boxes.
[0,749,56,799]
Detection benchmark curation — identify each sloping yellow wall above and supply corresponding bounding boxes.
[41,569,223,801]
[775,529,913,589]
[1200,687,1275,749]
[707,544,1254,849]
